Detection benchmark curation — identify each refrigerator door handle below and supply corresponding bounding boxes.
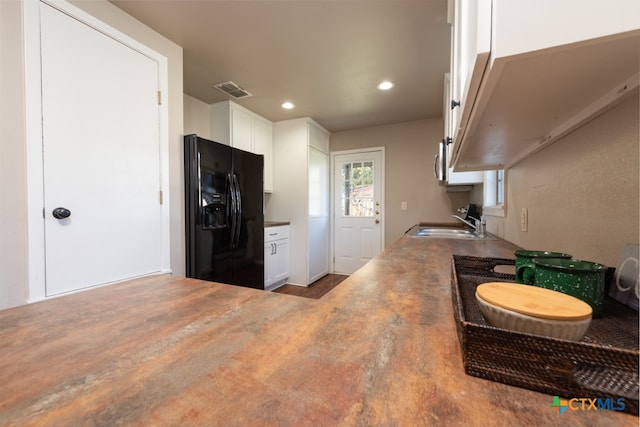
[228,173,237,249]
[197,152,203,217]
[233,173,242,247]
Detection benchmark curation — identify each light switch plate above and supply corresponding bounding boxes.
[401,201,408,211]
[520,208,528,232]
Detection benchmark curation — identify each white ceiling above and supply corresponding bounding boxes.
[110,0,451,132]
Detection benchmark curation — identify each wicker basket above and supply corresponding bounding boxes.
[451,255,639,415]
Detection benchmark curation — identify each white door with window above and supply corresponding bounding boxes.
[33,2,167,297]
[333,149,384,274]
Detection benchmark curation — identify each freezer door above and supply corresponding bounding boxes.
[184,135,233,282]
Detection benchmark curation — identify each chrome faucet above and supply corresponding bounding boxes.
[452,214,486,238]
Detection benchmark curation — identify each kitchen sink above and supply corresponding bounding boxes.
[405,225,497,240]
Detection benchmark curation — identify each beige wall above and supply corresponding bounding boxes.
[0,0,29,308]
[184,94,212,139]
[0,0,184,309]
[331,119,472,246]
[487,95,639,267]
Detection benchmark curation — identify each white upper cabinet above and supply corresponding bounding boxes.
[448,0,491,148]
[252,118,273,192]
[448,0,640,171]
[444,73,483,186]
[230,106,253,152]
[211,101,274,193]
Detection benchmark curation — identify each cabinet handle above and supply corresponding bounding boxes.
[451,100,460,110]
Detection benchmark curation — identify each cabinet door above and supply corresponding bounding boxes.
[450,0,491,146]
[272,239,290,284]
[264,243,274,286]
[308,148,329,282]
[309,122,329,153]
[253,118,273,193]
[230,107,253,152]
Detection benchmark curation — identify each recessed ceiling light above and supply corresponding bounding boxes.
[377,81,395,91]
[281,101,295,109]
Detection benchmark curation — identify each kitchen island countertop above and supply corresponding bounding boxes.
[0,235,635,426]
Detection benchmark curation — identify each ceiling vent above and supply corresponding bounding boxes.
[213,81,253,99]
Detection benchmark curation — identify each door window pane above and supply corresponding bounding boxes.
[340,160,374,217]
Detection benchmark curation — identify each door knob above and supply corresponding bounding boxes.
[375,219,380,224]
[52,207,71,219]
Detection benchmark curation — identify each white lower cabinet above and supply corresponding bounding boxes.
[264,226,289,291]
[211,100,273,193]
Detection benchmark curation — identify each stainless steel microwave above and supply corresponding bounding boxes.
[434,139,447,185]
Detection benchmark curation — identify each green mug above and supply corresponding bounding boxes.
[529,258,608,317]
[514,250,572,284]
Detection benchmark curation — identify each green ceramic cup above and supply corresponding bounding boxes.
[514,250,572,284]
[530,258,608,317]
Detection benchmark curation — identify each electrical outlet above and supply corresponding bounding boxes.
[401,201,408,211]
[520,208,528,232]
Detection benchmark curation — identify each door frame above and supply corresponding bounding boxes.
[330,147,385,274]
[23,0,171,302]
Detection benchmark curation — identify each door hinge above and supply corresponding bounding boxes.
[157,91,162,105]
[159,190,163,205]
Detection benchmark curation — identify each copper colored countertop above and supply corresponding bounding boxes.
[0,236,635,426]
[265,221,290,227]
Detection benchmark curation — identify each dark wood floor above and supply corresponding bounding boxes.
[273,274,349,299]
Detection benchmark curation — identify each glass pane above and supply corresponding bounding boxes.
[340,160,375,217]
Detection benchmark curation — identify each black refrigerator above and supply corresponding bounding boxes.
[184,134,264,289]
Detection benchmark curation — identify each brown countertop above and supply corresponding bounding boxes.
[265,221,290,227]
[0,236,635,426]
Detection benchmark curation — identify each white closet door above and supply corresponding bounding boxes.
[40,3,162,296]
